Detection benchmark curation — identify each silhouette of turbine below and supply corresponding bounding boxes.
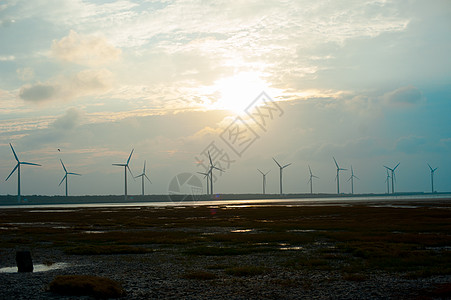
[197,171,210,195]
[427,163,438,194]
[112,149,134,200]
[384,163,400,194]
[333,157,347,194]
[207,151,224,196]
[59,159,81,197]
[257,169,270,194]
[273,157,292,196]
[135,160,151,196]
[308,165,319,194]
[5,143,41,203]
[385,169,391,194]
[347,165,359,194]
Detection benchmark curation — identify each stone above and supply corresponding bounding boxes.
[16,251,33,272]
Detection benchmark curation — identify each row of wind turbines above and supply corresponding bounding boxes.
[4,144,151,202]
[3,143,440,202]
[253,157,439,196]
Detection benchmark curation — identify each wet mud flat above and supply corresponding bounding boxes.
[1,199,451,299]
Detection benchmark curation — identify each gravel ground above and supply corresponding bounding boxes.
[1,248,449,300]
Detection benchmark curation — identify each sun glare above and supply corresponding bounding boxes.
[209,72,270,114]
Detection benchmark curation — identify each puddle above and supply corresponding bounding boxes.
[0,262,69,273]
[83,230,105,234]
[28,210,78,213]
[288,229,317,233]
[280,246,304,251]
[230,229,253,233]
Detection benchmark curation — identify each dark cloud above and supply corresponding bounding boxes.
[52,108,81,130]
[19,84,57,102]
[383,86,425,107]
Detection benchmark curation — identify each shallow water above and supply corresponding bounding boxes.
[0,262,69,273]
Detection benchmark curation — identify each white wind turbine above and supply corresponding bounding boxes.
[384,163,400,194]
[207,151,224,196]
[135,160,151,196]
[427,163,438,193]
[59,159,81,197]
[257,169,270,194]
[273,157,292,195]
[308,165,319,194]
[333,157,347,194]
[112,149,134,200]
[5,143,41,203]
[347,166,359,194]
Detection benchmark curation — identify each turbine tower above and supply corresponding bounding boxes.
[308,165,319,194]
[59,159,81,197]
[197,172,210,195]
[385,169,391,194]
[207,151,224,196]
[135,160,151,196]
[112,149,134,200]
[5,143,41,203]
[257,169,270,194]
[333,157,347,194]
[273,157,292,196]
[427,163,438,193]
[384,163,400,194]
[347,166,359,194]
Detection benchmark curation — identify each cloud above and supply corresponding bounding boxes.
[383,86,425,107]
[19,83,57,102]
[52,107,82,130]
[52,30,121,66]
[16,68,34,81]
[395,135,426,153]
[18,69,114,103]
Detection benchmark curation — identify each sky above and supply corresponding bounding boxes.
[0,0,450,197]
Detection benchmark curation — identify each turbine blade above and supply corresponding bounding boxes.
[21,162,41,166]
[208,151,213,166]
[283,163,292,169]
[127,149,134,165]
[59,174,67,186]
[144,174,151,183]
[5,164,18,181]
[427,163,433,171]
[60,159,67,173]
[393,162,400,171]
[383,165,392,171]
[355,175,360,180]
[265,170,271,175]
[333,157,339,169]
[134,174,144,179]
[272,157,282,168]
[127,165,135,180]
[257,168,264,175]
[9,143,19,162]
[68,172,81,176]
[313,175,319,179]
[308,165,312,176]
[113,163,126,166]
[143,160,146,173]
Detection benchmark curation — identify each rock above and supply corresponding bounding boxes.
[16,251,33,272]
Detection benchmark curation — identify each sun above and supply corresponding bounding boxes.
[209,72,270,114]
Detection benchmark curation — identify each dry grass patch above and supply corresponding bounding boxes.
[48,275,125,298]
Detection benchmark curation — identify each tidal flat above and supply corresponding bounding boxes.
[1,199,451,299]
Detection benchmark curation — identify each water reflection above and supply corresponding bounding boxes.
[0,262,69,273]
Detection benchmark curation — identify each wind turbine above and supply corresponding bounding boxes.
[333,157,347,194]
[197,171,210,195]
[273,157,292,195]
[385,169,391,194]
[384,163,400,194]
[59,159,81,197]
[347,166,359,194]
[135,160,151,196]
[112,149,134,200]
[207,151,224,196]
[308,165,319,194]
[257,169,270,194]
[427,163,438,193]
[5,143,41,203]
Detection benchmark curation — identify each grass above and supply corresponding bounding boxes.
[48,275,125,298]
